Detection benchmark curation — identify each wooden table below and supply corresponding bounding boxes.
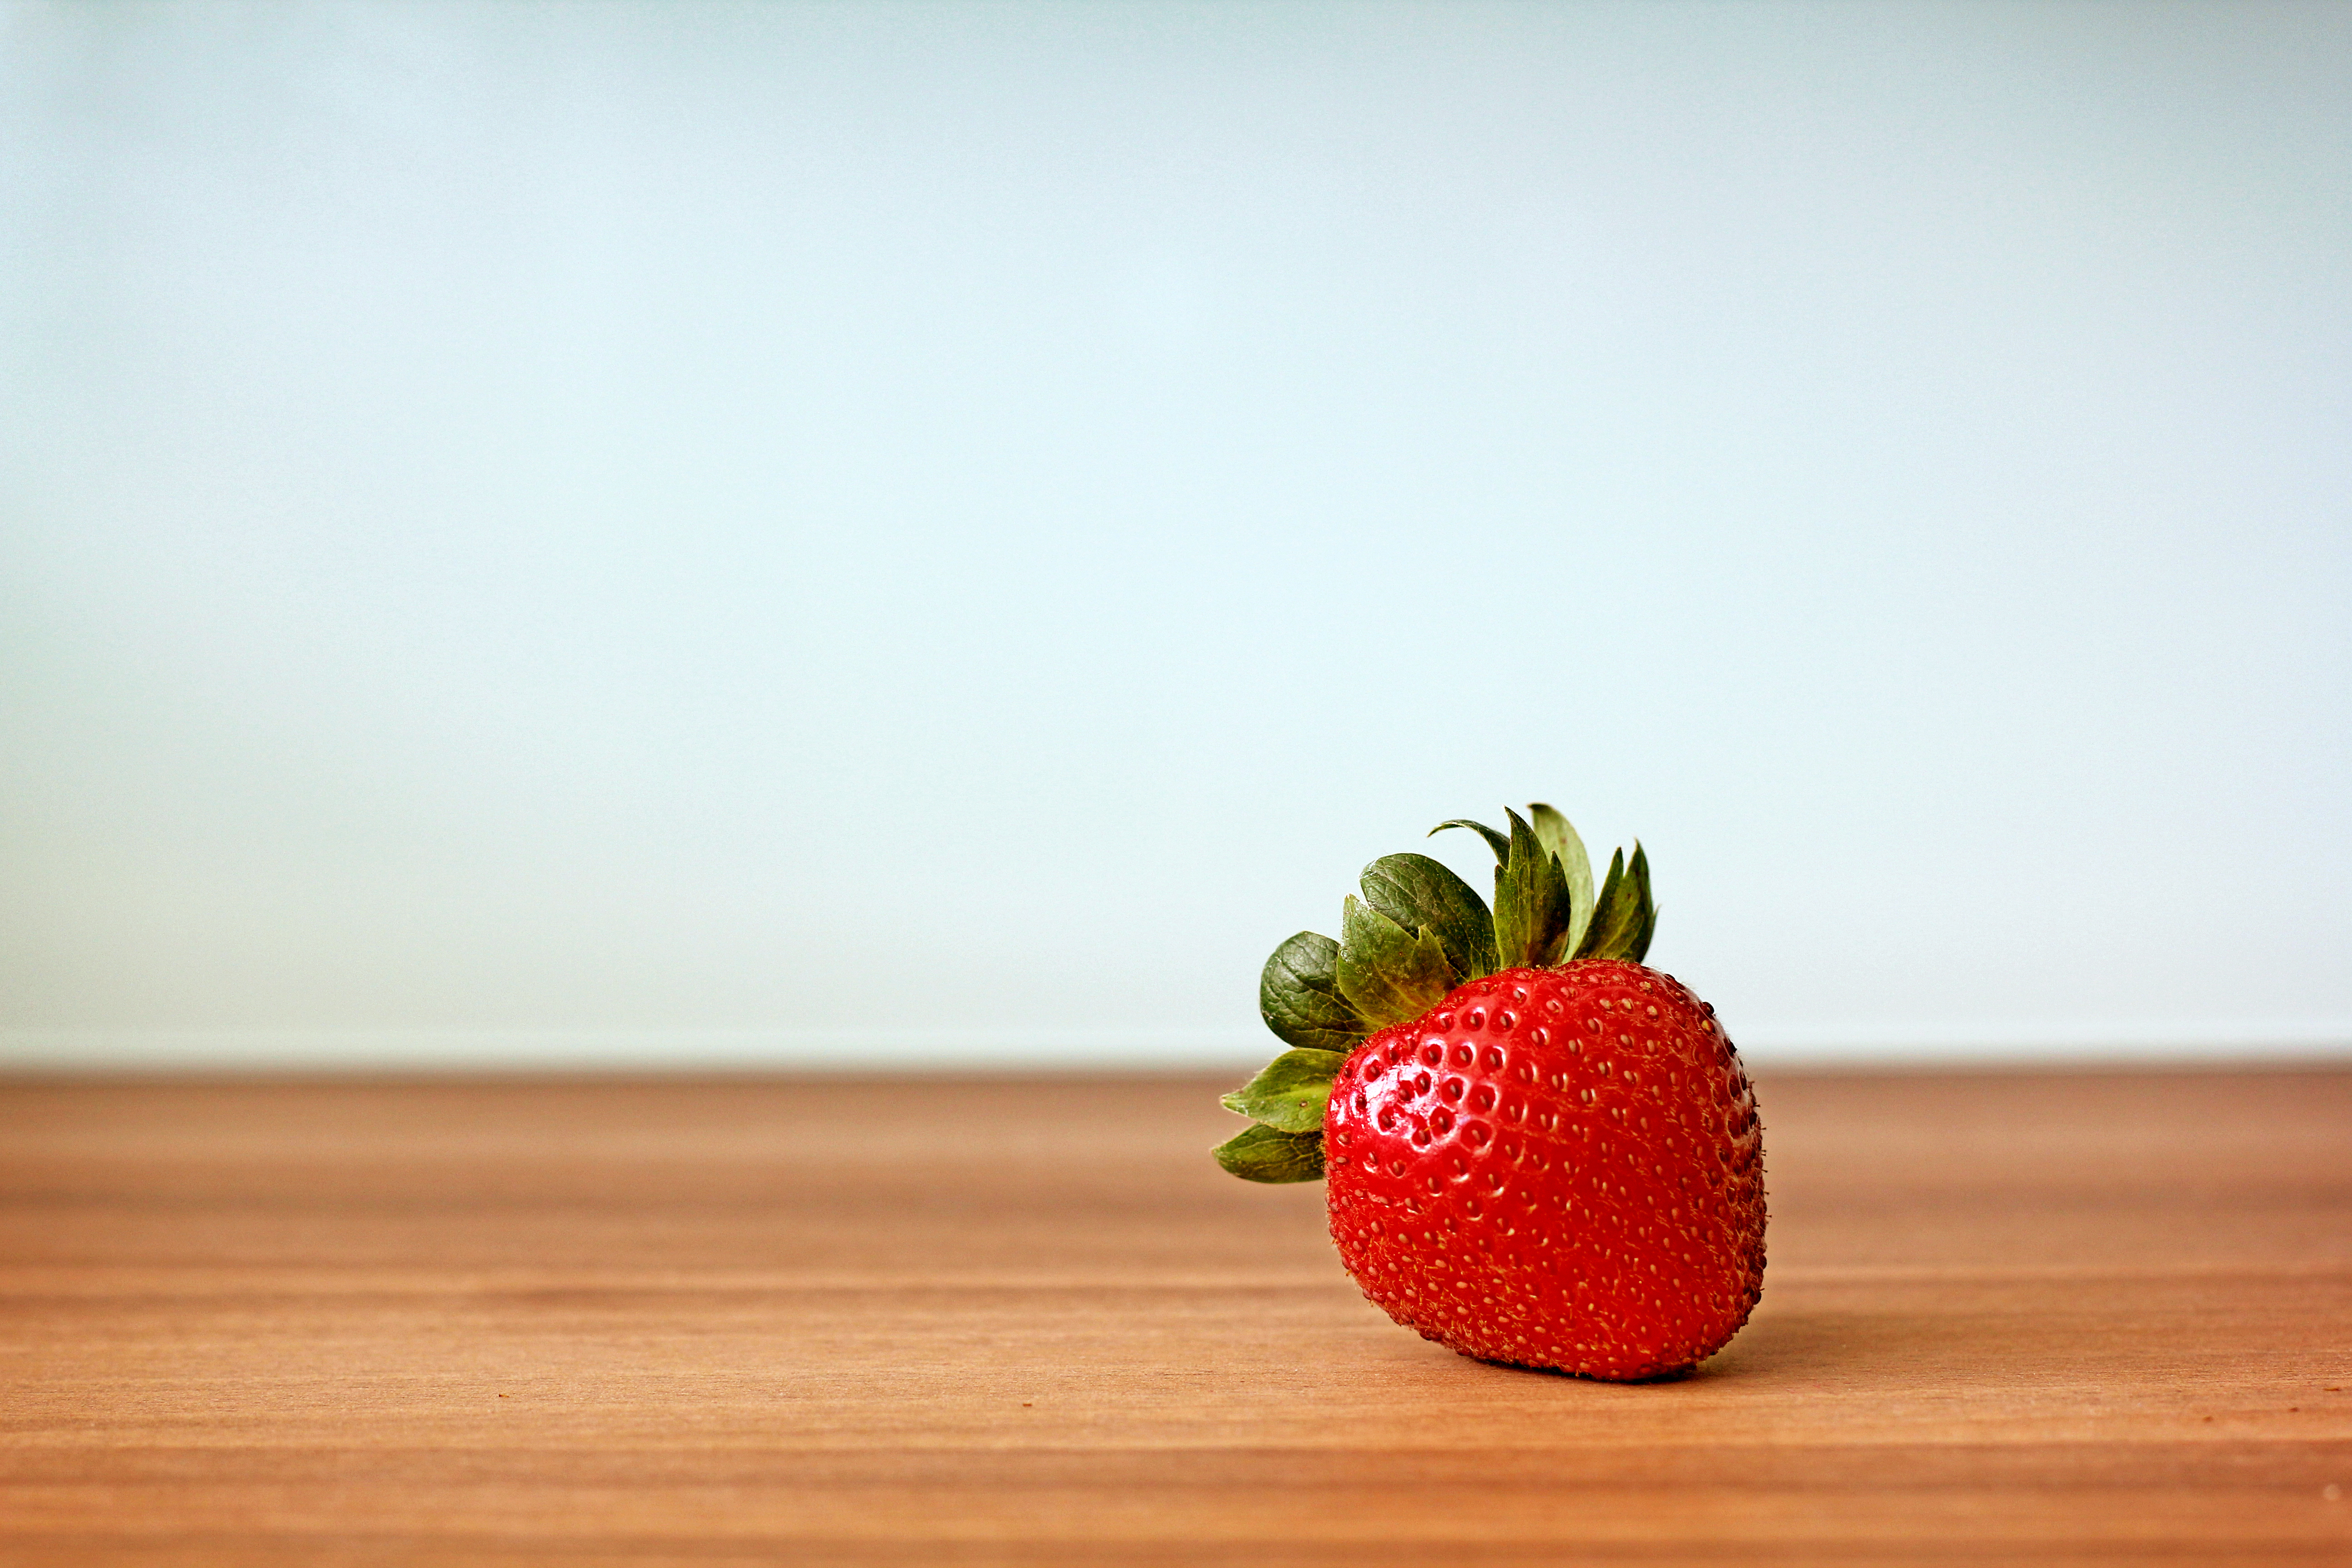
[3,1069,2347,1566]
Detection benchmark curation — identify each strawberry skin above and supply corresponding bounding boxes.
[1323,959,1764,1380]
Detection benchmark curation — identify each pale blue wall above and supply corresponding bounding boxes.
[5,1,2347,1066]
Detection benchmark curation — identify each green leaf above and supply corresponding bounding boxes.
[1336,895,1455,1029]
[1527,803,1596,955]
[1258,932,1363,1052]
[1580,841,1656,964]
[1220,1047,1349,1133]
[1212,1123,1326,1184]
[1578,844,1651,960]
[1625,842,1657,961]
[1575,846,1625,957]
[1359,853,1498,983]
[1429,817,1511,863]
[1492,807,1574,969]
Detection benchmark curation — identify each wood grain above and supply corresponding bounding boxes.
[2,1069,2348,1566]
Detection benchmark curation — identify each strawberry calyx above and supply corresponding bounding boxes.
[1214,803,1657,1183]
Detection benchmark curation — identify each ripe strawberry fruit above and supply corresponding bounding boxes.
[1215,804,1764,1380]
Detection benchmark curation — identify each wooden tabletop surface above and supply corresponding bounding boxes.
[3,1068,2348,1567]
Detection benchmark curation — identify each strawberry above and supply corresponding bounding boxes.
[1215,804,1764,1380]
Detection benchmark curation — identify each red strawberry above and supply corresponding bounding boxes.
[1215,804,1765,1380]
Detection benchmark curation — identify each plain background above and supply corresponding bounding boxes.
[4,0,2347,1068]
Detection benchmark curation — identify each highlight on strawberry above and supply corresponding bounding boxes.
[1215,804,1765,1381]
